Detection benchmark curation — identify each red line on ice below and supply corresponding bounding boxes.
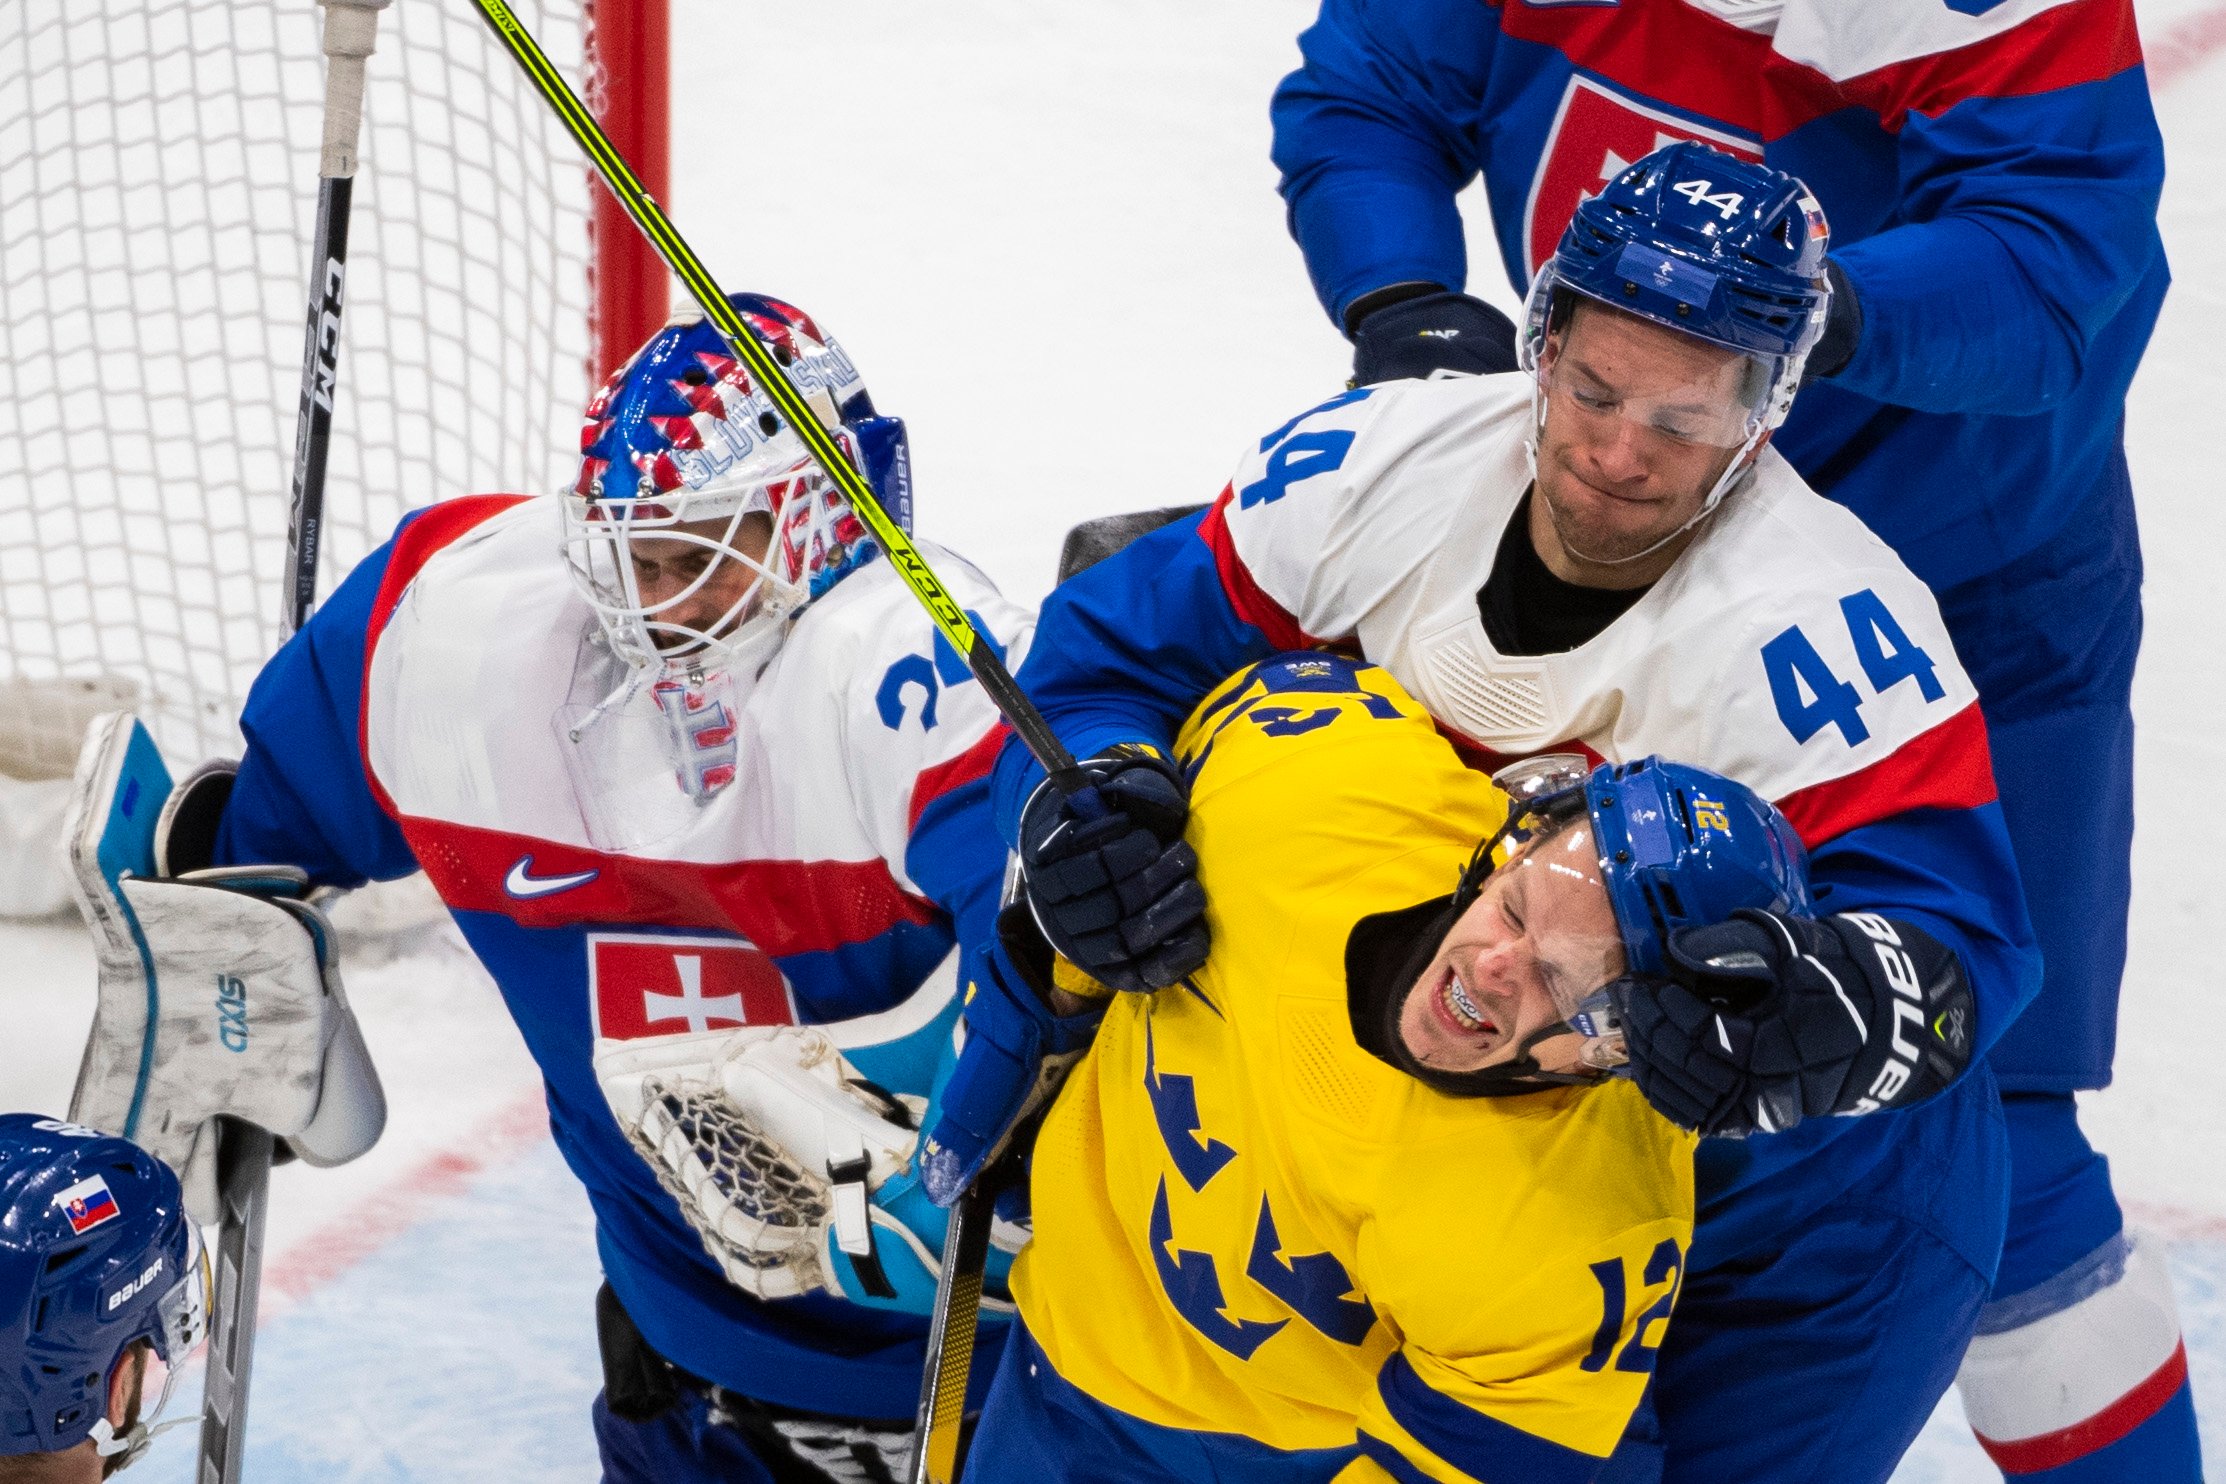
[2125,1199,2226,1245]
[2150,1,2226,89]
[255,1089,553,1320]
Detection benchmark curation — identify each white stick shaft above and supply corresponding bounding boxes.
[317,0,389,179]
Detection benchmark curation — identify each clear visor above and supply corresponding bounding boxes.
[157,1219,211,1363]
[1520,272,1784,451]
[1492,823,1630,1023]
[1404,769,1631,1081]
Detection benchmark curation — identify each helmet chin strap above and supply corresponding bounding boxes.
[1522,376,1764,571]
[85,1357,194,1470]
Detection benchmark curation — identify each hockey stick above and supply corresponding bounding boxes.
[466,7,1103,1476]
[467,0,1090,802]
[909,1166,999,1484]
[197,4,388,1480]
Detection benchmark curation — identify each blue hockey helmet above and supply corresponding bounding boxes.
[1347,753,1810,1098]
[1519,141,1832,441]
[1582,756,1812,976]
[0,1114,207,1464]
[566,293,913,672]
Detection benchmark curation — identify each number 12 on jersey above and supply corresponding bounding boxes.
[1580,1238,1685,1375]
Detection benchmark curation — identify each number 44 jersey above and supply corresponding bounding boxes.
[1211,373,1985,829]
[994,368,2037,1274]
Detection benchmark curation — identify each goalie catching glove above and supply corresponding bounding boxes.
[61,715,387,1225]
[596,1024,1017,1315]
[1613,909,1975,1139]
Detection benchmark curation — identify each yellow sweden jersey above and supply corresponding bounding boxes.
[1013,655,1697,1483]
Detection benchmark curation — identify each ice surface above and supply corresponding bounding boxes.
[1,0,2220,1475]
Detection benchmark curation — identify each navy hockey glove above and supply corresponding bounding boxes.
[1018,744,1208,994]
[1613,910,1976,1139]
[921,905,1108,1206]
[1347,286,1519,386]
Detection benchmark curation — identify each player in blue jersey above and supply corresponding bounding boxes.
[925,147,2043,1483]
[1269,4,2184,1478]
[0,1115,208,1482]
[58,296,1032,1482]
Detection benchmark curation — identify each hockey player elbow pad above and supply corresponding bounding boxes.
[1629,909,1975,1137]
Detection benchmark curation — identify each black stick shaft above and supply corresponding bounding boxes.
[196,1120,273,1484]
[198,28,369,1477]
[282,175,352,638]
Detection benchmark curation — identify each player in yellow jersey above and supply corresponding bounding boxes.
[945,652,1815,1482]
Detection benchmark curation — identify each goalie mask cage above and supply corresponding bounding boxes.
[0,0,669,783]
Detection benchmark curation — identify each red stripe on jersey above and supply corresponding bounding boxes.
[394,813,939,953]
[1494,0,1839,141]
[1200,488,1320,653]
[1775,701,1997,849]
[1496,0,2143,142]
[909,723,1008,835]
[1840,0,2145,133]
[1976,1342,2188,1473]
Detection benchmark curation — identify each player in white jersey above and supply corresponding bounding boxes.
[928,147,2039,1482]
[61,295,1032,1482]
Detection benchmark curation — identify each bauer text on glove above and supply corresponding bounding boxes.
[1612,909,1974,1138]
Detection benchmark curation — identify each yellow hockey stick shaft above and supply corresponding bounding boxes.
[472,0,1087,793]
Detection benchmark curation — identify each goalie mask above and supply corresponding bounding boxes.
[1347,754,1810,1098]
[567,293,915,678]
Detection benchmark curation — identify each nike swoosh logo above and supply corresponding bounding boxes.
[503,856,600,899]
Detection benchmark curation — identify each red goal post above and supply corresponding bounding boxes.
[0,0,668,913]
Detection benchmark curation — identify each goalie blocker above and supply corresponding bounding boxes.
[59,713,386,1224]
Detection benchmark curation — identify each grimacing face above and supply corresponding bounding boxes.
[1396,821,1628,1075]
[623,509,776,653]
[1532,301,1766,572]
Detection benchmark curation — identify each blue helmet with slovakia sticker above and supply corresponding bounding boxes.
[1584,755,1812,977]
[1519,141,1832,438]
[567,293,914,673]
[0,1114,207,1464]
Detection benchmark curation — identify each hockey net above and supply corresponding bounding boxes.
[0,0,664,913]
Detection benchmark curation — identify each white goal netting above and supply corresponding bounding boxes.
[0,0,597,794]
